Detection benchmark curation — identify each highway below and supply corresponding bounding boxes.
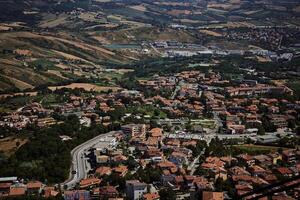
[62,131,115,189]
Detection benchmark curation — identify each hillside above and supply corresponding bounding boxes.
[0,0,300,92]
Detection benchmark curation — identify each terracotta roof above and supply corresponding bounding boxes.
[143,193,160,200]
[9,187,26,196]
[96,166,112,176]
[202,191,224,200]
[276,167,293,175]
[0,183,12,189]
[44,187,59,198]
[27,181,42,189]
[157,161,176,169]
[113,165,128,174]
[149,128,163,137]
[80,177,101,188]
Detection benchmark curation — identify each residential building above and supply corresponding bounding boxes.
[126,180,148,200]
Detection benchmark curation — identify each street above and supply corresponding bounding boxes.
[62,131,115,189]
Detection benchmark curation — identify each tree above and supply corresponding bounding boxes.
[126,156,138,170]
[159,188,176,200]
[257,124,265,135]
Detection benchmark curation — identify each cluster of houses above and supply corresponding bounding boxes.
[0,102,56,130]
[0,177,58,199]
[0,63,299,199]
[224,27,300,51]
[2,67,298,138]
[138,70,298,135]
[1,123,300,200]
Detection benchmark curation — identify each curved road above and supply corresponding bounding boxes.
[62,131,115,189]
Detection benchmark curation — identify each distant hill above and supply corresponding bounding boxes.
[0,0,299,92]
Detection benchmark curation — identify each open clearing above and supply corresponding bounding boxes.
[0,137,28,157]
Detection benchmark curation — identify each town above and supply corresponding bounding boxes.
[0,0,300,200]
[0,65,299,200]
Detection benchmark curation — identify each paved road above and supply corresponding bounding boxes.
[62,131,115,189]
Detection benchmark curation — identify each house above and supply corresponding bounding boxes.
[80,177,101,189]
[169,151,189,166]
[37,117,57,128]
[149,128,163,138]
[194,177,213,191]
[253,155,272,166]
[212,167,228,181]
[235,183,253,196]
[260,174,277,183]
[202,191,224,200]
[9,187,26,197]
[43,187,59,198]
[268,115,288,128]
[282,150,296,163]
[112,154,128,163]
[113,165,128,177]
[26,181,42,195]
[64,190,90,200]
[121,124,146,137]
[95,155,109,164]
[126,180,148,200]
[0,183,12,196]
[238,154,255,167]
[227,124,245,134]
[95,166,112,177]
[229,166,251,176]
[143,193,160,200]
[276,167,293,178]
[248,165,266,176]
[99,186,119,199]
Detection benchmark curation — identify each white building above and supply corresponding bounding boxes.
[126,180,148,200]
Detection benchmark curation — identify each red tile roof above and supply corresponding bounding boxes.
[9,187,26,196]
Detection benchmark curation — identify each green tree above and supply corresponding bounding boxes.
[159,187,176,200]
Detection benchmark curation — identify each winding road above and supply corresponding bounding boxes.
[62,131,115,189]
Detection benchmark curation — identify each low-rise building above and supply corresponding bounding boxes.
[126,180,148,200]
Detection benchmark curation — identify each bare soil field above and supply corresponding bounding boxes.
[200,30,222,37]
[129,5,147,12]
[52,50,93,64]
[48,83,120,92]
